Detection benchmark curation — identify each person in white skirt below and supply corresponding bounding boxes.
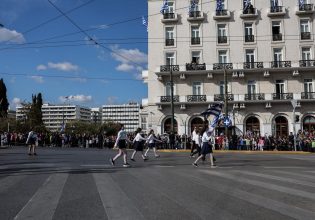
[110,124,131,167]
[131,128,148,162]
[144,129,162,158]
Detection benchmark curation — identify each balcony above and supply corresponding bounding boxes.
[187,95,207,102]
[214,94,234,101]
[301,32,311,40]
[213,63,233,70]
[271,61,291,68]
[213,10,231,20]
[187,11,205,22]
[296,4,314,15]
[267,6,286,17]
[165,39,174,46]
[245,93,265,101]
[301,92,315,99]
[160,65,180,72]
[243,62,264,69]
[160,95,179,103]
[185,63,206,71]
[245,35,255,42]
[272,93,293,100]
[240,7,258,19]
[161,13,179,23]
[299,60,315,67]
[272,33,282,41]
[218,36,227,44]
[191,37,201,45]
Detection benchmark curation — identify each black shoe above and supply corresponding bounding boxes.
[213,157,216,162]
[143,158,148,161]
[192,163,198,167]
[131,158,135,162]
[28,153,32,156]
[123,163,131,167]
[33,153,37,156]
[110,158,115,166]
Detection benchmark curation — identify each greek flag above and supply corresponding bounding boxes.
[223,116,232,128]
[142,16,148,32]
[201,103,223,117]
[216,0,223,11]
[243,0,250,12]
[60,123,65,133]
[189,0,197,13]
[160,0,169,14]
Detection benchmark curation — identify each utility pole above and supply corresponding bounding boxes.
[170,64,175,133]
[291,100,297,151]
[224,67,228,137]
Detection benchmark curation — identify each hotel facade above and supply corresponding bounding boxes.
[142,0,315,137]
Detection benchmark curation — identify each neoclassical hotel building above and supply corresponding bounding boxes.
[141,0,315,137]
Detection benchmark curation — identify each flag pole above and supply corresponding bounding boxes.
[224,66,228,138]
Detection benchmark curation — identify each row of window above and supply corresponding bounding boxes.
[164,46,315,67]
[164,79,314,96]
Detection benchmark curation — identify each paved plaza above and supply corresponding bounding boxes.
[0,147,315,220]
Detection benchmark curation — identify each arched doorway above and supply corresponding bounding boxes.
[246,116,260,136]
[164,118,178,134]
[275,116,288,137]
[190,117,204,134]
[303,116,315,132]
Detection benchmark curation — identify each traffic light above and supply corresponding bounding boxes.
[295,115,300,122]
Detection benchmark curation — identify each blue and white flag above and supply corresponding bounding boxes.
[223,116,232,128]
[142,16,148,32]
[201,103,223,117]
[216,0,223,11]
[299,0,304,7]
[160,0,169,14]
[60,123,65,133]
[189,0,197,13]
[243,0,250,11]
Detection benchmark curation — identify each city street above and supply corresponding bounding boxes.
[0,147,315,220]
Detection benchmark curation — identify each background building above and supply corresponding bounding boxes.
[91,107,102,124]
[102,102,140,133]
[41,104,91,131]
[143,0,315,137]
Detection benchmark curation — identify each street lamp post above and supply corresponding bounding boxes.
[170,65,175,133]
[291,100,297,151]
[224,67,229,137]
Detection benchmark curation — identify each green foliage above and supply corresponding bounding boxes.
[65,120,120,135]
[0,78,9,118]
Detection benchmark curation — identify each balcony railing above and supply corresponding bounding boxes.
[216,10,228,16]
[160,95,179,103]
[189,11,201,18]
[186,63,206,71]
[242,7,256,15]
[299,4,314,11]
[213,63,233,70]
[218,36,227,44]
[272,93,293,100]
[245,93,265,101]
[187,95,207,102]
[271,61,291,68]
[301,32,311,40]
[214,94,234,101]
[160,65,180,72]
[245,35,255,42]
[270,6,284,13]
[273,33,282,41]
[299,60,315,67]
[163,13,175,19]
[191,37,201,45]
[165,39,174,46]
[301,92,315,99]
[243,62,264,69]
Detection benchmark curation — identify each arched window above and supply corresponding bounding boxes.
[246,116,260,135]
[275,116,288,137]
[303,116,315,132]
[164,118,178,134]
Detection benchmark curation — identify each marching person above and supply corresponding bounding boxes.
[144,129,162,158]
[130,128,147,162]
[110,124,131,167]
[192,124,216,168]
[190,129,201,158]
[26,127,37,156]
[190,127,198,157]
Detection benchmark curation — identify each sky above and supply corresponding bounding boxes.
[0,0,149,110]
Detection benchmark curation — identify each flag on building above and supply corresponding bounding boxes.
[189,0,197,13]
[243,0,251,13]
[142,16,148,32]
[216,0,223,11]
[200,103,223,117]
[160,0,169,14]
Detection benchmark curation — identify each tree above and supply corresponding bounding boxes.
[27,93,44,131]
[0,78,9,118]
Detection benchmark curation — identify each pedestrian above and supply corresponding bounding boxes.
[190,129,201,158]
[144,129,162,158]
[110,124,131,167]
[26,127,37,156]
[192,124,216,168]
[130,128,148,162]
